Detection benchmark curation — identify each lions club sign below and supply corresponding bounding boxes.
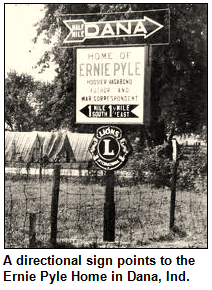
[89,126,132,171]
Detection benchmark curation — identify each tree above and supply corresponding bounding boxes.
[33,4,207,139]
[5,71,36,131]
[151,4,207,139]
[5,70,55,131]
[33,4,89,131]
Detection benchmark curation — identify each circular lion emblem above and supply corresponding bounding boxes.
[89,126,132,171]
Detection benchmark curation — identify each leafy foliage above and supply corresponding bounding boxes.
[5,71,36,131]
[177,146,207,191]
[126,141,207,191]
[29,81,55,131]
[5,71,55,131]
[152,4,207,137]
[129,145,174,188]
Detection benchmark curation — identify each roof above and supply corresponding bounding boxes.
[35,131,51,145]
[67,132,94,162]
[5,123,11,131]
[5,131,95,163]
[5,131,40,162]
[41,132,75,162]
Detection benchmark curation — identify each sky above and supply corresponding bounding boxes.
[5,3,57,83]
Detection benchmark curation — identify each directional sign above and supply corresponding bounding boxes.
[80,105,139,118]
[76,46,146,124]
[64,17,163,43]
[63,9,169,46]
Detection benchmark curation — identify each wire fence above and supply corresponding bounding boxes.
[5,144,207,249]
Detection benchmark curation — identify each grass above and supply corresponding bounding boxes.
[5,176,207,249]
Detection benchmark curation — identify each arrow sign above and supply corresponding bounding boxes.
[142,17,164,39]
[63,19,86,43]
[80,105,139,118]
[63,17,163,43]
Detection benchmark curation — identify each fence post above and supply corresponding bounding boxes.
[50,164,61,247]
[103,170,115,242]
[170,139,178,230]
[39,145,43,181]
[29,213,36,248]
[9,191,13,247]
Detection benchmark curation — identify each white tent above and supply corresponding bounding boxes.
[5,131,40,163]
[67,132,94,162]
[5,131,94,164]
[39,132,75,163]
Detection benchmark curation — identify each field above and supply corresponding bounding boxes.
[5,175,207,248]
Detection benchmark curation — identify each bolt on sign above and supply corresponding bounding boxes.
[89,126,132,171]
[76,46,147,124]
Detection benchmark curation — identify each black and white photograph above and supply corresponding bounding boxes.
[4,3,207,253]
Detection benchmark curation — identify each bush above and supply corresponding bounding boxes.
[132,143,174,188]
[130,143,207,191]
[177,146,207,191]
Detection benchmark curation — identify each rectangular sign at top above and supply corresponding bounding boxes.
[63,9,170,46]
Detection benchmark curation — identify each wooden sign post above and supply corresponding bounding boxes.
[89,126,132,242]
[170,139,178,230]
[104,170,115,241]
[63,9,170,243]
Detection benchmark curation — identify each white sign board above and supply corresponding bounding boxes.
[76,46,145,124]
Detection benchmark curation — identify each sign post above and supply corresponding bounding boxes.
[63,8,170,243]
[104,170,115,241]
[89,125,132,242]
